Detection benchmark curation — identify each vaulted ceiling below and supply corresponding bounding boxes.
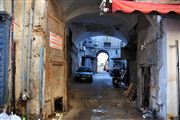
[57,0,138,42]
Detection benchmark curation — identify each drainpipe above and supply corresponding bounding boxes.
[0,0,5,11]
[11,0,16,114]
[175,40,180,117]
[21,0,26,92]
[39,46,44,119]
[26,0,35,119]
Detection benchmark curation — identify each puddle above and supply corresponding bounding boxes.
[97,95,103,99]
[92,107,107,114]
[90,116,102,120]
[91,107,107,120]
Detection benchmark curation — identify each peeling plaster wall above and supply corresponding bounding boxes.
[121,46,137,84]
[4,0,67,119]
[4,0,31,103]
[156,18,167,119]
[70,25,86,75]
[43,0,67,118]
[4,0,45,118]
[128,59,137,84]
[137,15,166,119]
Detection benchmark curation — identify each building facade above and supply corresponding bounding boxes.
[0,0,180,119]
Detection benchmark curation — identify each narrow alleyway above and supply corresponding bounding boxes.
[62,73,144,120]
[1,0,180,119]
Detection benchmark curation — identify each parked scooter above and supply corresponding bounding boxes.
[112,68,127,88]
[112,68,121,88]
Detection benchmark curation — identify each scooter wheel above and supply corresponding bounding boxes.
[113,80,119,88]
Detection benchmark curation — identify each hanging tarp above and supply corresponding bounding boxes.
[112,0,180,14]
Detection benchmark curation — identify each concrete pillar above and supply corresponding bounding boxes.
[0,0,5,11]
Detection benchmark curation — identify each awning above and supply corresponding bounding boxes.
[112,0,180,14]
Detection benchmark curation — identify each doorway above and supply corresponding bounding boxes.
[142,67,151,108]
[54,97,63,112]
[97,52,109,72]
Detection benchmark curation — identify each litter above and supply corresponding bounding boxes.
[0,112,21,120]
[0,112,9,120]
[141,108,156,119]
[9,114,21,120]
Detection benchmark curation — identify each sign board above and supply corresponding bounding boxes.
[135,0,180,4]
[49,32,63,50]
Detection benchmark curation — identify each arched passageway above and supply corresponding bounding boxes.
[96,51,109,72]
[2,0,176,119]
[58,0,167,119]
[64,6,143,119]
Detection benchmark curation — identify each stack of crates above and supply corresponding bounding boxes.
[0,12,11,106]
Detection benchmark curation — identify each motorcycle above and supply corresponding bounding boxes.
[112,68,127,88]
[112,69,121,88]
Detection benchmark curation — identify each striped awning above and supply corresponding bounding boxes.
[112,0,180,14]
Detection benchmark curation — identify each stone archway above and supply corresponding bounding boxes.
[96,50,109,72]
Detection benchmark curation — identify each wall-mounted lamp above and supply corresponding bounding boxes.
[99,0,111,15]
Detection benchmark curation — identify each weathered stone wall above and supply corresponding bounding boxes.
[4,0,67,119]
[4,0,32,112]
[128,59,137,84]
[69,25,85,76]
[136,15,166,119]
[43,0,67,118]
[121,46,137,84]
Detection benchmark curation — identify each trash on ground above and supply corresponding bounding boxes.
[141,108,156,119]
[0,112,9,120]
[0,112,21,120]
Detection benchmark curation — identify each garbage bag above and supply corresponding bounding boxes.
[9,114,21,120]
[0,112,10,120]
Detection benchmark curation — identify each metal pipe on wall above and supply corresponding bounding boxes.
[21,0,26,92]
[11,0,16,114]
[26,0,35,119]
[39,46,44,119]
[0,0,5,11]
[175,40,180,117]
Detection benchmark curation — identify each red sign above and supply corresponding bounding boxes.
[49,32,63,50]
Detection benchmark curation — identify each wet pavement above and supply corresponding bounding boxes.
[62,72,144,120]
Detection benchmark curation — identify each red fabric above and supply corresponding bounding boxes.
[112,0,180,14]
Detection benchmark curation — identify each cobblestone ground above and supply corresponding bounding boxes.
[62,72,145,120]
